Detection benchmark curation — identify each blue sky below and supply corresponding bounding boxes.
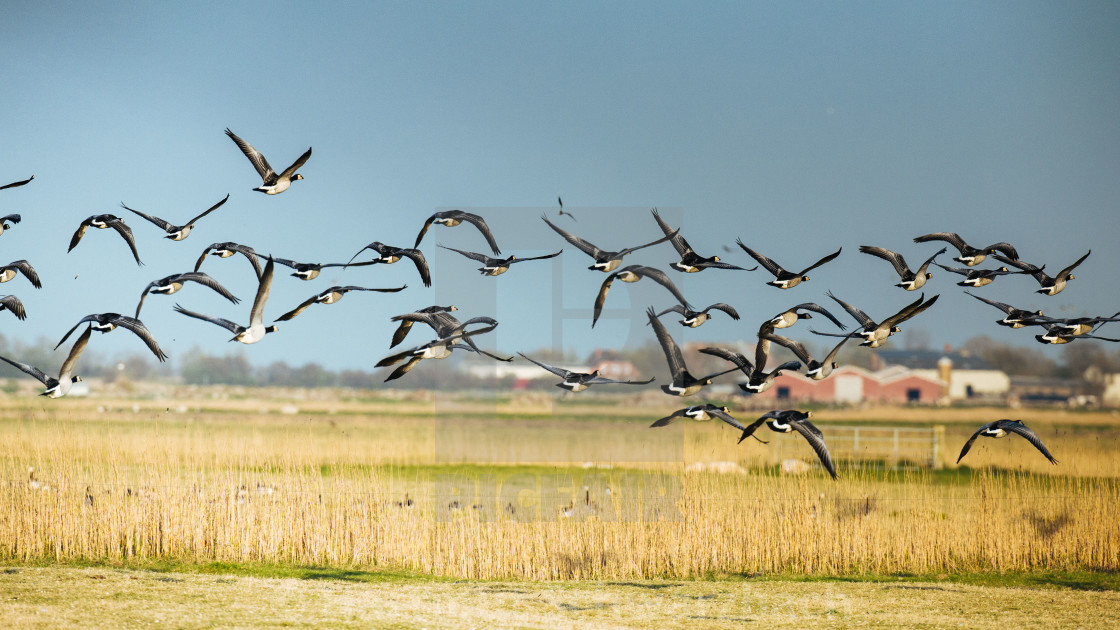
[2,1,1119,372]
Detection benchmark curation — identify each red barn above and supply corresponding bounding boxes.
[750,365,943,404]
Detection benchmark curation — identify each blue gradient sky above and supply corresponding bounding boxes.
[2,1,1119,372]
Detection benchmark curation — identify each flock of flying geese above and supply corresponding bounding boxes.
[0,130,1107,479]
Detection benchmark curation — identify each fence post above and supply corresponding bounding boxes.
[931,425,945,469]
[852,427,860,469]
[892,428,900,470]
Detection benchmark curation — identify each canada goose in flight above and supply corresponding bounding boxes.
[1034,323,1120,345]
[388,310,512,361]
[388,305,457,348]
[592,265,692,327]
[762,302,847,333]
[376,321,500,381]
[647,306,739,396]
[650,208,755,272]
[174,256,276,344]
[0,260,41,288]
[814,291,939,348]
[934,263,1029,288]
[54,313,167,362]
[858,245,946,291]
[699,344,801,395]
[0,295,27,320]
[438,244,562,276]
[0,175,33,190]
[957,419,1058,465]
[346,241,432,287]
[518,352,653,392]
[655,303,740,328]
[195,242,263,280]
[275,285,407,322]
[121,194,229,241]
[415,210,501,255]
[0,325,90,398]
[649,404,768,443]
[994,251,1091,296]
[739,410,837,479]
[964,291,1047,328]
[763,331,851,381]
[1036,312,1120,337]
[68,214,142,265]
[272,257,355,281]
[557,197,575,221]
[541,214,677,272]
[913,232,1018,267]
[225,128,311,195]
[736,239,842,289]
[0,214,21,238]
[135,272,240,317]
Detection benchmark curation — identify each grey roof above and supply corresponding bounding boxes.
[876,349,996,371]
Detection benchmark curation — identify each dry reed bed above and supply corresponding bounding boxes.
[2,398,1118,579]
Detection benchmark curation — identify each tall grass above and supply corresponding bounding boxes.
[1,392,1118,579]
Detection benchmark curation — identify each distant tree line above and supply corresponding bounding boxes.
[1,332,1118,390]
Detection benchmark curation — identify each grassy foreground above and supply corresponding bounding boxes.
[2,390,1120,581]
[2,565,1119,629]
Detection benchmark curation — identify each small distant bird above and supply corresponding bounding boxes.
[592,265,692,327]
[858,245,946,291]
[814,291,939,348]
[913,232,1018,267]
[763,331,851,381]
[121,194,229,241]
[0,326,90,398]
[518,352,653,392]
[737,239,842,289]
[557,197,575,221]
[650,208,754,272]
[136,272,240,318]
[0,214,21,238]
[225,128,311,195]
[699,344,801,395]
[0,260,41,288]
[54,313,168,362]
[957,419,1058,465]
[275,285,407,322]
[964,291,1047,328]
[762,302,847,333]
[0,295,27,320]
[0,175,33,190]
[272,257,355,281]
[174,256,277,344]
[650,404,767,443]
[194,242,264,280]
[541,214,677,272]
[345,241,432,287]
[739,410,837,479]
[655,303,739,328]
[935,263,1029,288]
[994,251,1091,296]
[438,244,562,276]
[68,214,142,265]
[647,306,739,396]
[415,210,501,255]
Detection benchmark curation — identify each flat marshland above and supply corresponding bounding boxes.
[2,387,1119,626]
